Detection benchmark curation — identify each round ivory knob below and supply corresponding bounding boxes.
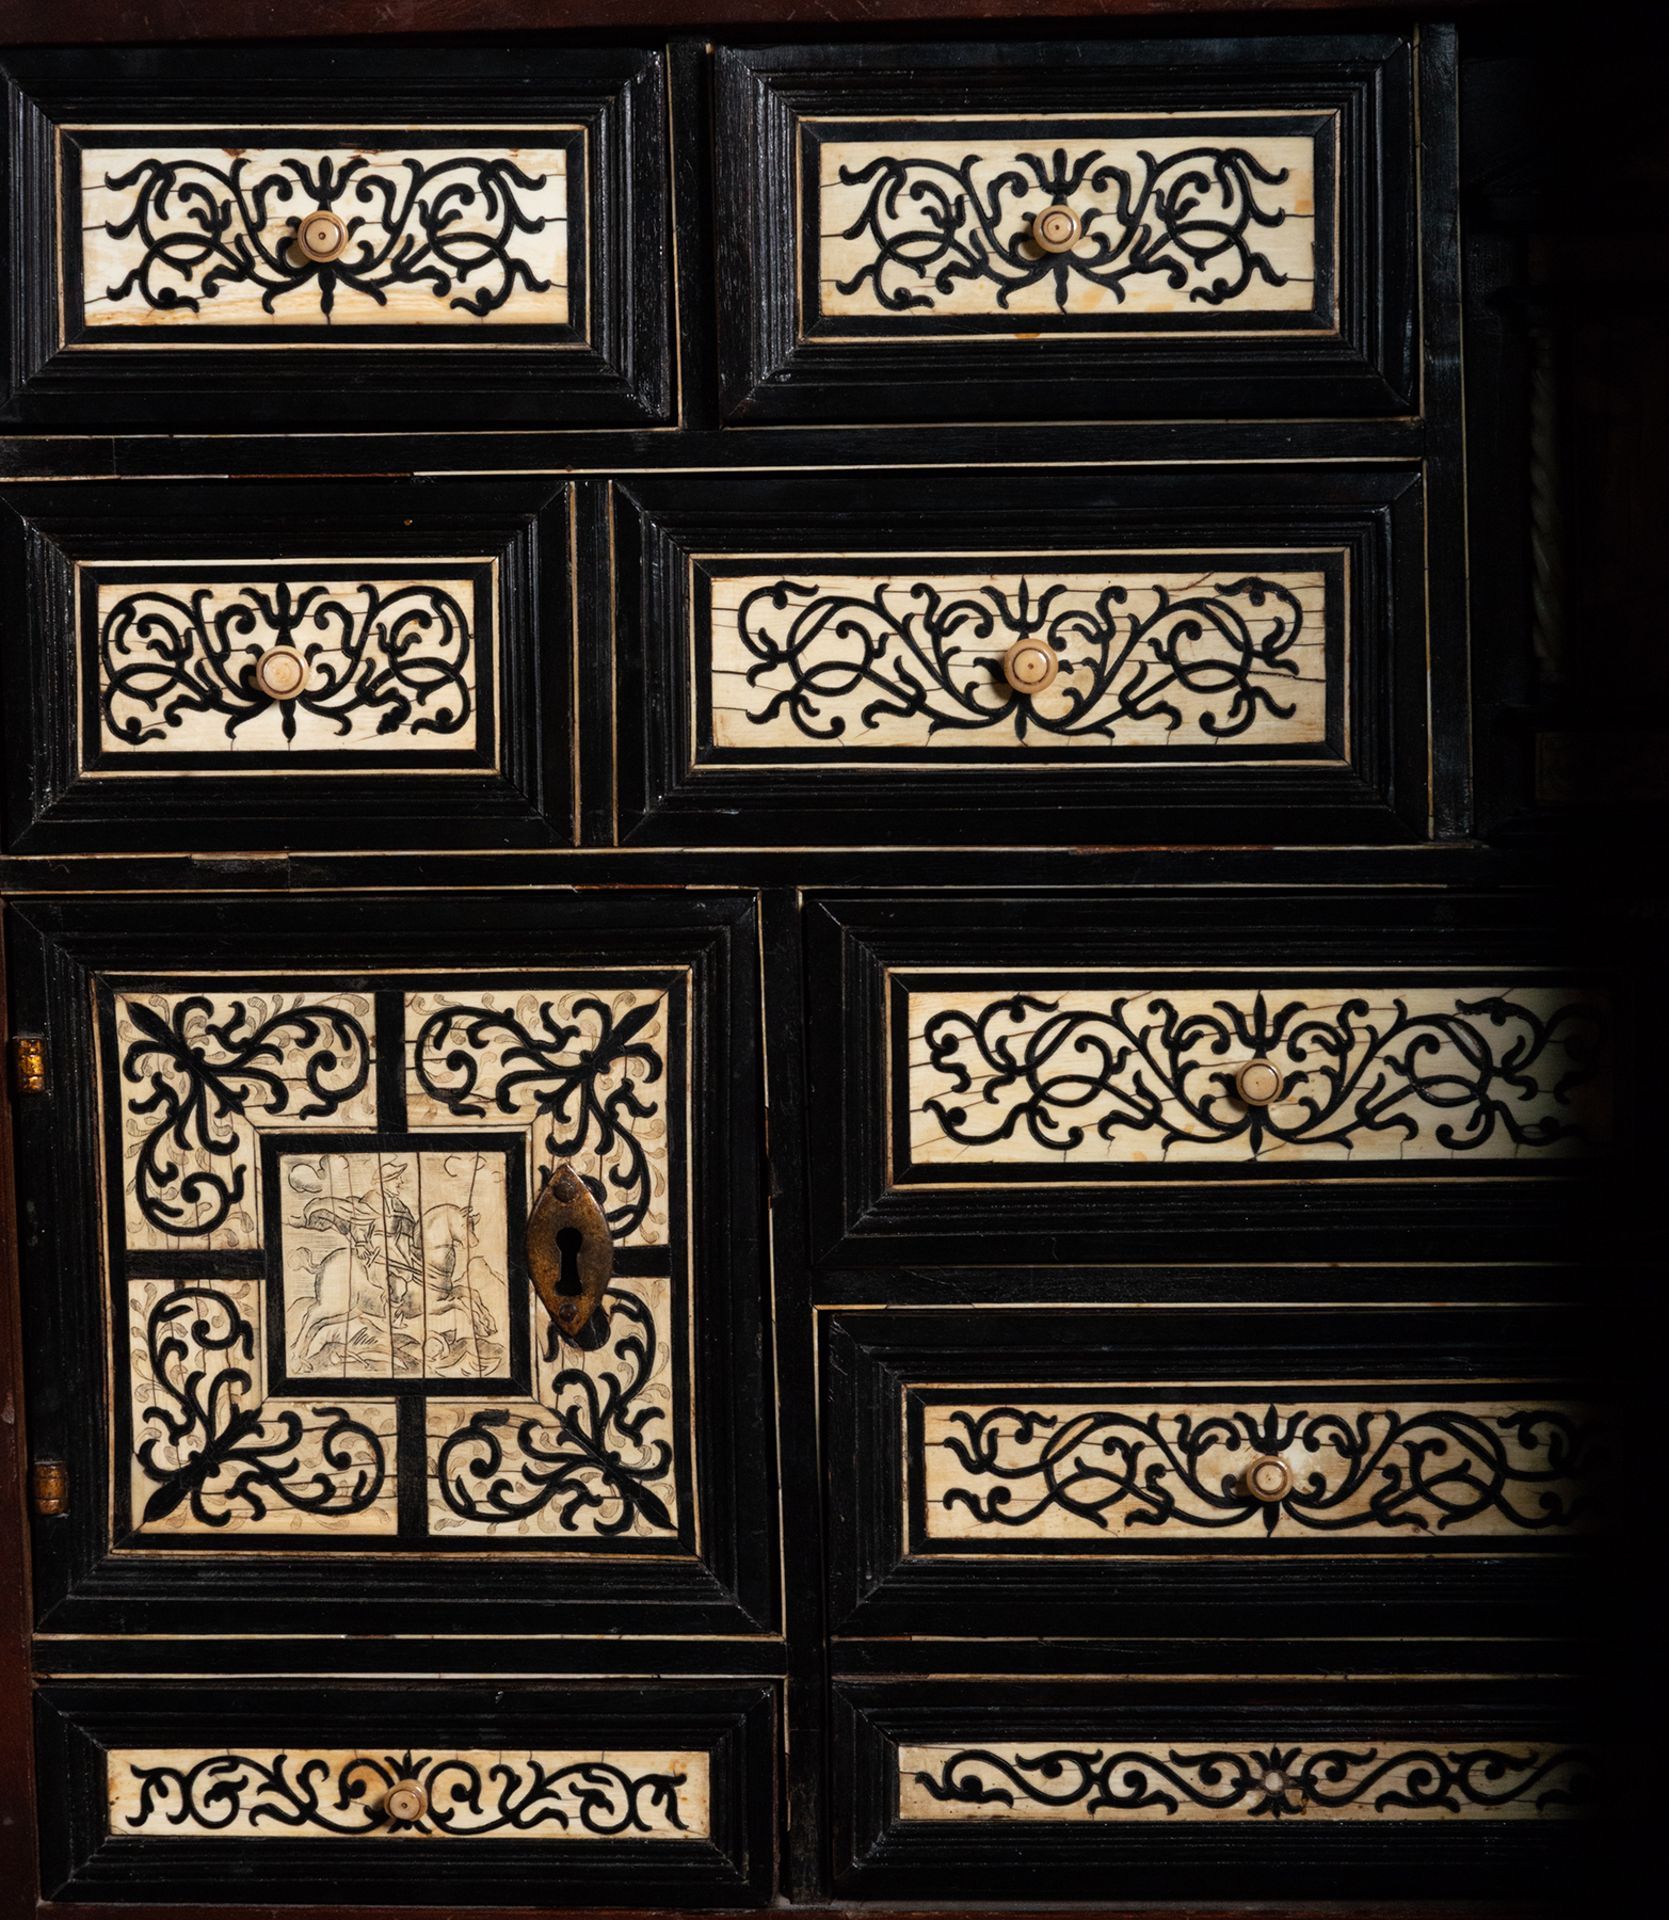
[383,1779,429,1824]
[252,647,309,701]
[1032,205,1081,254]
[1002,640,1060,695]
[293,209,348,263]
[1244,1455,1294,1504]
[1233,1058,1283,1107]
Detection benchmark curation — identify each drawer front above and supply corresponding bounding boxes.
[0,480,570,853]
[807,892,1610,1264]
[1,49,668,428]
[9,891,772,1636]
[38,1681,773,1904]
[716,35,1418,422]
[614,468,1430,846]
[834,1680,1595,1899]
[825,1306,1599,1637]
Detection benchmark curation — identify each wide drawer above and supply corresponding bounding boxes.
[0,48,669,429]
[37,1680,774,1904]
[8,890,772,1636]
[716,34,1421,423]
[824,1304,1600,1638]
[805,890,1611,1264]
[611,466,1432,847]
[0,479,575,853]
[833,1678,1597,1899]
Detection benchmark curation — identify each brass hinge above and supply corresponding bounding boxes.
[31,1459,68,1517]
[10,1034,46,1097]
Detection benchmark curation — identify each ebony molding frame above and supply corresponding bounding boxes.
[611,466,1431,847]
[822,1303,1597,1640]
[0,478,575,854]
[37,1679,777,1905]
[715,33,1419,425]
[5,889,777,1638]
[832,1677,1598,1901]
[0,47,671,429]
[803,888,1612,1266]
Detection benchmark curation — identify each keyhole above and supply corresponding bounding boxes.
[555,1225,584,1297]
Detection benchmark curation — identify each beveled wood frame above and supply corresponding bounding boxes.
[612,465,1430,847]
[0,478,574,854]
[832,1676,1595,1901]
[0,48,671,430]
[37,1678,777,1906]
[822,1302,1596,1640]
[803,888,1612,1267]
[715,34,1420,424]
[4,889,777,1639]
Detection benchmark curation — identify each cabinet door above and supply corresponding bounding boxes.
[8,890,773,1639]
[0,48,669,429]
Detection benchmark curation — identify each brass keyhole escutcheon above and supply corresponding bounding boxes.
[383,1779,429,1824]
[293,209,348,263]
[1002,639,1060,696]
[1031,204,1081,254]
[527,1164,612,1343]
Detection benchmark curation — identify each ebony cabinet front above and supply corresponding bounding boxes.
[0,17,1606,1920]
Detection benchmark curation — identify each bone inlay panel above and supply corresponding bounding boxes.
[899,983,1608,1173]
[897,1742,1593,1823]
[109,1746,710,1839]
[107,976,686,1545]
[706,564,1329,753]
[404,987,671,1247]
[91,567,487,760]
[76,139,575,332]
[812,120,1326,328]
[915,1394,1598,1543]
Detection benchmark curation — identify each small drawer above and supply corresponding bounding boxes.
[716,34,1420,423]
[824,1305,1601,1638]
[0,48,668,429]
[0,479,572,852]
[806,891,1610,1265]
[834,1678,1596,1900]
[612,467,1431,847]
[37,1681,774,1904]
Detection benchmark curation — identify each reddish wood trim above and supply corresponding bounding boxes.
[38,1908,1557,1920]
[0,0,1497,50]
[0,917,40,1920]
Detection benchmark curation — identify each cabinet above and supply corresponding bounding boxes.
[0,12,1613,1916]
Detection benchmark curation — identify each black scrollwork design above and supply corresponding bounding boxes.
[910,1743,1595,1820]
[120,994,371,1237]
[124,1747,692,1836]
[99,151,556,318]
[833,144,1297,314]
[101,579,474,747]
[435,1290,675,1535]
[933,1402,1600,1537]
[412,996,664,1240]
[134,1286,386,1528]
[919,989,1607,1159]
[732,574,1305,744]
